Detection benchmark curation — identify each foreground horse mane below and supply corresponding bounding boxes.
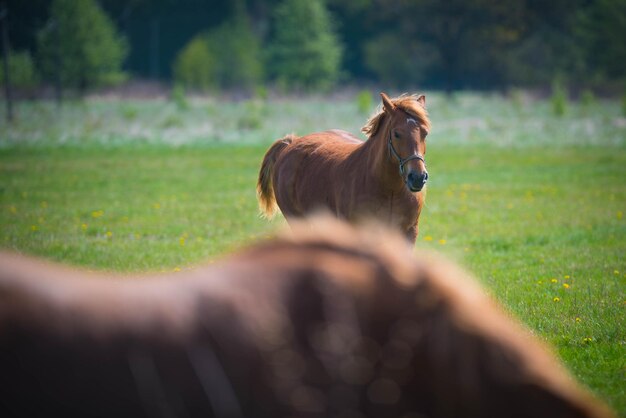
[361,94,431,138]
[0,217,614,418]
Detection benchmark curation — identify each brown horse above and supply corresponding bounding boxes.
[257,93,431,243]
[0,217,615,418]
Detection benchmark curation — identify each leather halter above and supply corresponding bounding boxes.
[387,130,426,176]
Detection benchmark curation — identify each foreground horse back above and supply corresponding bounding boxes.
[257,93,430,243]
[0,219,614,418]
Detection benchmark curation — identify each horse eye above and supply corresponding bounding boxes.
[394,131,401,139]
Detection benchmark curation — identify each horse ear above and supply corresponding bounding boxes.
[417,94,426,108]
[380,92,395,113]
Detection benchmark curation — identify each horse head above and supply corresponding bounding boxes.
[380,92,430,192]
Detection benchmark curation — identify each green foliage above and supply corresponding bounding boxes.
[97,71,129,87]
[207,16,263,90]
[364,33,438,88]
[355,90,373,115]
[6,0,626,90]
[267,0,342,90]
[36,0,128,90]
[551,78,568,117]
[0,51,39,88]
[365,0,527,90]
[120,105,138,121]
[173,16,262,92]
[160,114,184,129]
[254,85,269,100]
[577,0,626,80]
[237,100,265,130]
[171,84,190,111]
[506,29,586,87]
[580,89,595,107]
[173,35,214,91]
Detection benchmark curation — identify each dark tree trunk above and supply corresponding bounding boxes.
[1,3,13,122]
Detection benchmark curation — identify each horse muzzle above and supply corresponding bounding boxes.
[407,170,428,192]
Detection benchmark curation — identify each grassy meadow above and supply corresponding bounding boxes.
[1,92,625,413]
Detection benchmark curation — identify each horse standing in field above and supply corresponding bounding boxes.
[257,93,431,243]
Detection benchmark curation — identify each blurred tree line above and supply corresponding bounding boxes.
[2,0,625,93]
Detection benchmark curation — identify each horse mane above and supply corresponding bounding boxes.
[361,94,431,138]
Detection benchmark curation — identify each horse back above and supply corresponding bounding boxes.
[326,129,363,144]
[286,130,363,157]
[272,131,364,218]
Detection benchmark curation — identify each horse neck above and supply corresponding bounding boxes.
[362,120,405,193]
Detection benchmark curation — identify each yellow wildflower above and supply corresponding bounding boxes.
[563,283,570,289]
[173,267,181,272]
[575,317,581,323]
[582,337,593,344]
[618,211,623,220]
[553,297,560,302]
[614,270,620,275]
[81,223,88,231]
[550,278,558,283]
[179,237,186,246]
[91,210,104,218]
[153,203,161,210]
[424,235,433,241]
[30,225,38,231]
[564,275,570,279]
[438,239,446,245]
[106,231,113,238]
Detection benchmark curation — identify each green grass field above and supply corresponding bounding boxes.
[1,93,625,414]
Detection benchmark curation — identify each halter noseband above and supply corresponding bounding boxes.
[387,130,426,176]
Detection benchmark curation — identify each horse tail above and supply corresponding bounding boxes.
[257,135,295,219]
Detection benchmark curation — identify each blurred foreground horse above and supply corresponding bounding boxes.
[257,93,430,243]
[0,218,613,418]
